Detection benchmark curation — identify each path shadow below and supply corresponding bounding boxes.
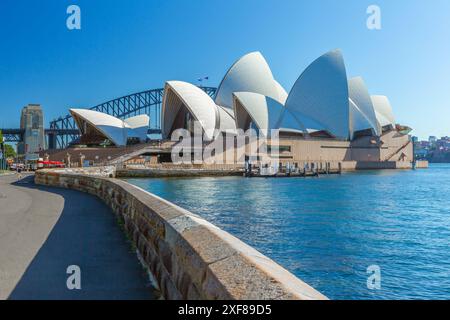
[8,175,156,300]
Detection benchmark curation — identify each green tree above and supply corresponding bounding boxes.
[0,131,16,159]
[4,144,16,158]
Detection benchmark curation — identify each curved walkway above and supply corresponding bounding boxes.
[0,173,156,300]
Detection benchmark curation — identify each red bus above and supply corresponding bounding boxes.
[37,160,65,169]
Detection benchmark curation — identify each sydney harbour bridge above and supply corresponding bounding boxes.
[1,86,217,150]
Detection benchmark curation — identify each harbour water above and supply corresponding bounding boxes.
[124,164,450,300]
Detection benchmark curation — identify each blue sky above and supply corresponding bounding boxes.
[0,0,449,140]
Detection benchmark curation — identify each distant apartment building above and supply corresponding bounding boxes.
[429,136,437,144]
[414,135,450,162]
[17,104,46,157]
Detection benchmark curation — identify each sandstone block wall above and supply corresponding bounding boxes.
[35,169,327,300]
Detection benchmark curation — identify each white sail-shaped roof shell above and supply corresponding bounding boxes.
[215,52,286,109]
[233,92,304,137]
[162,81,217,140]
[216,105,237,135]
[124,114,149,128]
[70,108,129,146]
[348,77,381,136]
[371,95,396,128]
[349,99,376,139]
[374,111,391,128]
[124,114,150,140]
[233,92,283,137]
[70,109,150,146]
[273,80,288,104]
[285,50,350,140]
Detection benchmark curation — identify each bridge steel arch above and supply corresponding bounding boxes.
[49,87,217,149]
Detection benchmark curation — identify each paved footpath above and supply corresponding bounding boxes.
[0,173,156,300]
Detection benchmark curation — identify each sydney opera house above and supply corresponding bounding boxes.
[66,49,413,169]
[69,109,150,146]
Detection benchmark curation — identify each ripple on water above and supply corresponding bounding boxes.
[124,164,450,300]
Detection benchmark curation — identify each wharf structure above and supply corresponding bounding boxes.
[42,50,416,171]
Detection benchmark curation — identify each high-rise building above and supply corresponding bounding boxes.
[17,104,45,156]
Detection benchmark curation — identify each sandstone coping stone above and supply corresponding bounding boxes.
[35,168,327,300]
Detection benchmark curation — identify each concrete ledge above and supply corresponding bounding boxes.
[35,168,327,300]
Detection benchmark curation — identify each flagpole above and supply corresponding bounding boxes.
[197,76,209,88]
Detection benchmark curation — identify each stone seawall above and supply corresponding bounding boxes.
[116,168,243,178]
[415,160,429,169]
[117,160,414,178]
[35,169,327,300]
[339,160,413,170]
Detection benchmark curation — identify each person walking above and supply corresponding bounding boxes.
[17,166,22,180]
